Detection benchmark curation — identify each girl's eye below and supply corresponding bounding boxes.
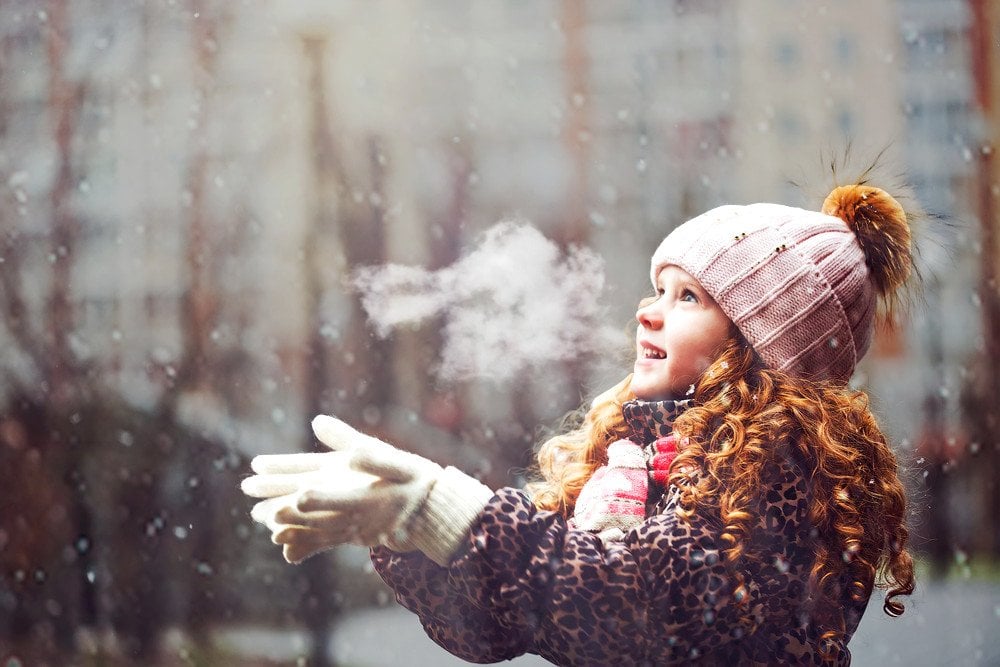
[681,289,698,302]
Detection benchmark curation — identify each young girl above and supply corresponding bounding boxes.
[242,182,916,665]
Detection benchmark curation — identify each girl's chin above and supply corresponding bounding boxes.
[631,371,689,402]
[633,391,674,402]
[630,377,673,402]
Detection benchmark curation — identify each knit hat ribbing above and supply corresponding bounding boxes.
[650,186,910,384]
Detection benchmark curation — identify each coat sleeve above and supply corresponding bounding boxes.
[371,487,764,665]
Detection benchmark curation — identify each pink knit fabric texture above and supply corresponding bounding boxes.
[649,435,679,486]
[650,204,874,384]
[572,439,647,534]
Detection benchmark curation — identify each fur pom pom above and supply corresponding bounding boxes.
[821,185,912,296]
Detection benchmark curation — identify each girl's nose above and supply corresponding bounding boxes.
[636,301,663,330]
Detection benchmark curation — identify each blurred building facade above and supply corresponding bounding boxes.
[0,0,995,661]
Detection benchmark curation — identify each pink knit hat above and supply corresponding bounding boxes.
[650,186,912,384]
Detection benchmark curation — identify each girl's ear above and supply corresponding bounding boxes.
[716,322,741,357]
[729,323,753,351]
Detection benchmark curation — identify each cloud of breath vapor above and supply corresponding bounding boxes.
[351,221,623,383]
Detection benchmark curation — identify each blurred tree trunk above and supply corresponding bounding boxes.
[561,0,591,249]
[358,135,394,409]
[0,1,90,654]
[528,0,592,441]
[300,34,339,667]
[45,0,85,408]
[174,0,221,397]
[151,0,231,651]
[301,32,398,664]
[41,0,88,652]
[917,281,952,576]
[421,150,471,456]
[968,0,1000,557]
[0,24,40,370]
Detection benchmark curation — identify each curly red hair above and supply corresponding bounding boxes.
[527,333,915,632]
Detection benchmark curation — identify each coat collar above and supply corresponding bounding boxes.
[621,398,693,443]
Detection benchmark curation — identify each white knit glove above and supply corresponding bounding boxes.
[241,415,493,566]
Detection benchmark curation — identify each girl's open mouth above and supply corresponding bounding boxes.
[639,340,666,360]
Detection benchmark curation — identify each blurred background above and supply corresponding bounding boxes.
[1,0,999,664]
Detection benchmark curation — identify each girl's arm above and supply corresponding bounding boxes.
[243,416,777,663]
[372,486,762,665]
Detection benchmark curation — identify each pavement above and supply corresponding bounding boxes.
[215,579,1000,666]
[849,579,1000,666]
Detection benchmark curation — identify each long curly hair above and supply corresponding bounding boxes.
[526,332,915,628]
[526,374,636,516]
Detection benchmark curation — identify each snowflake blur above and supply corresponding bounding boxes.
[352,221,622,382]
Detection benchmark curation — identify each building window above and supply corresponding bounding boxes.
[776,111,800,140]
[834,33,855,65]
[775,38,799,67]
[837,108,855,135]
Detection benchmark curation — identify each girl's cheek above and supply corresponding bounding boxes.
[698,353,713,369]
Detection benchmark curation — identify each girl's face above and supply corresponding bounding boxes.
[632,265,733,401]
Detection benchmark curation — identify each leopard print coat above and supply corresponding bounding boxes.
[371,399,869,665]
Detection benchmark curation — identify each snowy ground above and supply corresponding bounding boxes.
[214,579,1000,666]
[850,579,1000,666]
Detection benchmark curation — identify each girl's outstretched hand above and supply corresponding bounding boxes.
[241,415,443,563]
[241,452,379,563]
[241,415,494,567]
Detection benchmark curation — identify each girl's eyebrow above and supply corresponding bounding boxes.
[667,277,700,293]
[655,270,703,294]
[683,280,704,293]
[655,275,699,292]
